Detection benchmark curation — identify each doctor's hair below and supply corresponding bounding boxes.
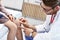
[42,0,60,9]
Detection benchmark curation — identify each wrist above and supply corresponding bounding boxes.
[17,27,21,30]
[29,25,36,32]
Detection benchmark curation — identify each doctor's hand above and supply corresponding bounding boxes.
[19,18,36,32]
[19,18,31,28]
[23,27,33,36]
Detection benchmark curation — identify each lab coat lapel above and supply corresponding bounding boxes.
[52,10,60,24]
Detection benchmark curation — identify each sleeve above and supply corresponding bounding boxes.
[0,25,8,39]
[35,24,46,33]
[35,15,51,33]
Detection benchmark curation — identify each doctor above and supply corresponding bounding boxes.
[19,0,60,40]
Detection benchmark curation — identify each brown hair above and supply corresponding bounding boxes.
[42,0,59,8]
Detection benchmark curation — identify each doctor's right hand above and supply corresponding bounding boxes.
[23,27,33,36]
[19,18,31,28]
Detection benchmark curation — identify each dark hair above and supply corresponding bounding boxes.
[42,0,60,9]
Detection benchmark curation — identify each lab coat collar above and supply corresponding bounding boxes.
[52,9,60,24]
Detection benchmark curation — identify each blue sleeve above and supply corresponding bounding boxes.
[0,14,4,18]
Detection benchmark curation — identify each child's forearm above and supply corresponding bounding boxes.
[16,27,23,40]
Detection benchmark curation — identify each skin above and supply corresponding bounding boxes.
[4,20,17,40]
[13,19,23,40]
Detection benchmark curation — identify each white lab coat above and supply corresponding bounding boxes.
[34,10,60,40]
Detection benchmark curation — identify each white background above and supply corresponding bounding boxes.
[1,0,41,10]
